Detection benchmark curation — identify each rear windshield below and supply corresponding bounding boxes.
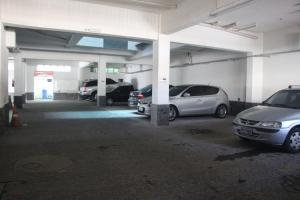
[140,85,152,93]
[170,86,189,97]
[83,80,97,87]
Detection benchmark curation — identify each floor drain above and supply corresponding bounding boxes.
[15,155,72,173]
[190,129,214,135]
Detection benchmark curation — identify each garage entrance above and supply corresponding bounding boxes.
[34,71,54,100]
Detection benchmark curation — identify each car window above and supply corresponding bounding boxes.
[140,85,152,93]
[84,80,97,87]
[204,86,219,95]
[170,86,190,97]
[106,78,116,84]
[184,86,219,96]
[184,86,205,96]
[265,90,300,109]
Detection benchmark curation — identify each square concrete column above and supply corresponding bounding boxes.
[14,54,26,108]
[246,53,264,105]
[151,34,170,126]
[0,23,10,132]
[97,56,107,107]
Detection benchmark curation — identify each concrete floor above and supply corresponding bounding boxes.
[0,100,299,200]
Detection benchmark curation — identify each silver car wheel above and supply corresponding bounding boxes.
[216,105,227,118]
[289,132,300,151]
[169,106,177,121]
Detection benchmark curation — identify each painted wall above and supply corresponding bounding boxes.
[171,49,247,102]
[263,26,300,99]
[26,60,80,93]
[0,23,9,107]
[124,49,247,101]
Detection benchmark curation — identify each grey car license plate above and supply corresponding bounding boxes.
[239,126,253,136]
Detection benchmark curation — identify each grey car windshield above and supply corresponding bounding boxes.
[170,86,189,97]
[264,90,300,109]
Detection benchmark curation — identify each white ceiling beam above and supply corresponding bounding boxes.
[127,43,185,61]
[19,45,135,57]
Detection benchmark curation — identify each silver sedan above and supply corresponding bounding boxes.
[233,88,300,153]
[137,85,230,121]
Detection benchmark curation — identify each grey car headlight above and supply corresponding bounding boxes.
[259,121,282,129]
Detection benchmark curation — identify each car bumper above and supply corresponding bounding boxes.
[128,97,139,107]
[232,122,289,146]
[137,103,151,116]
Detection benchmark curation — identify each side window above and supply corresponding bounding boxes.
[184,86,205,96]
[204,86,219,95]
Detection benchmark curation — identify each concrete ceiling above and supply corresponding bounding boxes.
[205,0,300,33]
[14,28,151,57]
[74,0,182,12]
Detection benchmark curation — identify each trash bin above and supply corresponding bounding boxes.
[42,89,48,99]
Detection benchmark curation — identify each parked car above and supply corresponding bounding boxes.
[233,86,300,153]
[137,84,229,121]
[79,78,117,100]
[128,84,174,107]
[106,84,135,105]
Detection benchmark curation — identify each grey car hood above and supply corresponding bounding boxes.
[238,105,300,121]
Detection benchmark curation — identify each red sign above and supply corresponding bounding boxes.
[34,71,54,77]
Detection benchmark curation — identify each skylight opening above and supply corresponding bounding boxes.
[128,41,140,51]
[77,36,104,48]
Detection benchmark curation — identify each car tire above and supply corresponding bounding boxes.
[169,105,178,121]
[91,92,97,102]
[106,98,114,106]
[284,128,300,153]
[239,136,250,141]
[215,104,228,118]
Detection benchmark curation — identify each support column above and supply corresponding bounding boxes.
[246,53,264,105]
[0,23,10,132]
[97,56,107,107]
[151,34,170,126]
[14,54,26,108]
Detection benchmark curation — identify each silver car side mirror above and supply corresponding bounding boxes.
[183,92,191,97]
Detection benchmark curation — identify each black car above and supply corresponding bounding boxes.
[106,84,135,105]
[128,84,174,107]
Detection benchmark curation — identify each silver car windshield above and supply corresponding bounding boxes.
[264,90,300,109]
[170,86,190,97]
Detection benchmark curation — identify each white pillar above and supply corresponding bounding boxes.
[0,22,10,130]
[14,53,26,108]
[246,53,264,104]
[151,34,170,126]
[97,56,107,106]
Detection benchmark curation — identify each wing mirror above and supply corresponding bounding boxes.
[183,92,191,97]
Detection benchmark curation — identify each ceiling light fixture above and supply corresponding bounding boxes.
[221,22,237,29]
[210,0,255,17]
[234,23,257,31]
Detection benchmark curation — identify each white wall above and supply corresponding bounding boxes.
[26,60,80,93]
[0,23,9,107]
[171,49,247,101]
[80,66,125,83]
[124,49,247,101]
[263,26,300,99]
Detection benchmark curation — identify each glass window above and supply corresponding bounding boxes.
[77,36,104,48]
[264,90,300,109]
[184,86,205,96]
[170,86,190,97]
[128,41,140,51]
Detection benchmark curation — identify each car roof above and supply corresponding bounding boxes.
[175,84,220,88]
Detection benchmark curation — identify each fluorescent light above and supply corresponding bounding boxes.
[234,23,257,31]
[210,0,254,17]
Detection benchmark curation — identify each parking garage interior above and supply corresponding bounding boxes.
[0,0,300,199]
